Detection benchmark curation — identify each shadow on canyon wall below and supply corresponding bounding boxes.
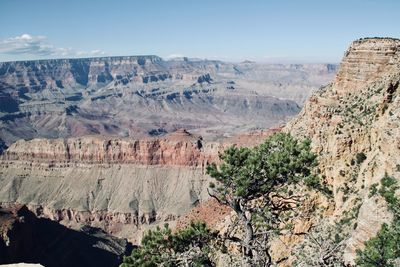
[0,205,133,267]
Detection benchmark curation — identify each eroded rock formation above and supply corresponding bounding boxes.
[0,56,336,146]
[285,37,400,264]
[333,38,400,91]
[1,129,218,166]
[0,128,279,244]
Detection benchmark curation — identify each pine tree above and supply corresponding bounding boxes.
[207,132,320,266]
[356,175,400,267]
[121,222,214,267]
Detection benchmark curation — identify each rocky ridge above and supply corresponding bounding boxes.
[174,37,400,266]
[1,129,217,166]
[285,37,400,264]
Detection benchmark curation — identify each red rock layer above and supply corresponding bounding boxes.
[175,198,232,231]
[1,128,280,166]
[1,129,220,167]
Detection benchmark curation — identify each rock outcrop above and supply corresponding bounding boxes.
[333,38,400,91]
[285,37,400,263]
[0,204,130,267]
[1,129,218,166]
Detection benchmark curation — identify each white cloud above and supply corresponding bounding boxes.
[165,53,184,59]
[0,34,106,59]
[0,34,54,56]
[90,49,106,56]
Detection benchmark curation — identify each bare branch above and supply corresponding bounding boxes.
[207,188,228,205]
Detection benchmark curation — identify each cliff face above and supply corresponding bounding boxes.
[0,128,277,243]
[1,129,218,166]
[333,38,400,91]
[0,55,222,92]
[285,37,400,263]
[0,132,212,241]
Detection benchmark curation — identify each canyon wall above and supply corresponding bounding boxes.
[285,37,400,263]
[0,56,336,146]
[1,129,217,166]
[0,128,277,243]
[0,205,130,267]
[0,130,215,242]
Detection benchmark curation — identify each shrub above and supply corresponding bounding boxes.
[356,223,400,267]
[121,222,213,267]
[356,175,400,266]
[356,153,367,164]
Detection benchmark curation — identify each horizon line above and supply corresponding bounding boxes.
[0,54,340,64]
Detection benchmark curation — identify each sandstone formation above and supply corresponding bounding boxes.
[0,56,336,146]
[285,37,400,264]
[2,38,399,266]
[1,129,217,166]
[0,127,279,246]
[175,198,232,231]
[333,38,400,91]
[168,37,400,266]
[0,134,211,242]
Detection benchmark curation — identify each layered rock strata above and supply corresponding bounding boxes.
[0,56,336,146]
[0,128,278,242]
[1,129,217,166]
[285,37,400,263]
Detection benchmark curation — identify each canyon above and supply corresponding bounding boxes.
[0,128,280,245]
[0,56,336,149]
[1,54,336,265]
[1,37,400,266]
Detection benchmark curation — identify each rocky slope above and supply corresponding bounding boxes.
[0,204,130,267]
[174,37,400,266]
[0,131,212,241]
[0,56,336,146]
[285,37,400,264]
[0,127,281,245]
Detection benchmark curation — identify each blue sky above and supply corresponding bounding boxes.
[0,0,399,62]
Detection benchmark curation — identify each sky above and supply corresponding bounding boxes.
[0,0,399,63]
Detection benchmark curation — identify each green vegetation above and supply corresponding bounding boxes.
[378,175,399,211]
[207,132,321,266]
[369,183,379,197]
[121,222,214,267]
[122,133,323,266]
[356,152,367,164]
[356,174,400,266]
[356,223,400,267]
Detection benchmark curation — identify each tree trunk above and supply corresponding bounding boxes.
[231,199,253,257]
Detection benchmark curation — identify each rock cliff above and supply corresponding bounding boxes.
[1,129,218,166]
[285,37,400,263]
[333,38,400,91]
[0,128,278,243]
